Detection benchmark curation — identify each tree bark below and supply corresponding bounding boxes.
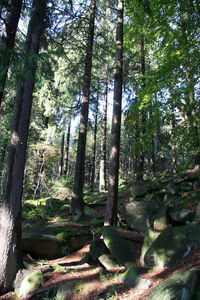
[71,0,96,217]
[136,36,146,182]
[64,119,71,176]
[0,0,47,293]
[104,0,123,226]
[0,0,23,107]
[90,90,99,192]
[59,133,65,176]
[99,77,108,192]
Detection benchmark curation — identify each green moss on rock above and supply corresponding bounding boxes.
[147,271,197,300]
[17,270,43,297]
[101,226,135,267]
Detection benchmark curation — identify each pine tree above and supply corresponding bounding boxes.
[0,0,23,106]
[71,0,96,218]
[104,0,124,225]
[0,0,47,292]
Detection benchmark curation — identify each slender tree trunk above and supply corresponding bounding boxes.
[60,133,65,176]
[90,91,99,192]
[71,0,96,217]
[99,77,108,192]
[64,119,71,176]
[104,0,123,226]
[179,0,200,168]
[33,150,45,201]
[136,36,146,182]
[0,0,23,107]
[0,0,47,293]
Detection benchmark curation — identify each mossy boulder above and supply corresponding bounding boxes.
[90,238,109,262]
[22,232,63,259]
[144,224,200,269]
[101,226,135,267]
[169,209,195,225]
[16,270,43,298]
[22,223,92,259]
[140,226,161,267]
[120,266,152,289]
[147,270,198,300]
[118,196,163,232]
[98,254,121,270]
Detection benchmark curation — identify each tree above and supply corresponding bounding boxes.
[0,0,23,106]
[90,88,99,192]
[0,0,47,292]
[71,0,96,218]
[104,0,124,225]
[99,77,108,192]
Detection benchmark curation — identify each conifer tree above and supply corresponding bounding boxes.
[0,0,47,292]
[0,0,23,106]
[104,0,124,225]
[71,0,96,218]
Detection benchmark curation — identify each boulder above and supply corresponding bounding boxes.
[16,270,43,298]
[22,224,92,259]
[147,270,198,300]
[169,208,195,225]
[152,207,168,231]
[45,198,62,209]
[90,238,109,262]
[98,254,121,270]
[140,225,161,267]
[120,267,152,289]
[118,195,164,232]
[144,224,200,269]
[101,226,135,267]
[22,232,63,259]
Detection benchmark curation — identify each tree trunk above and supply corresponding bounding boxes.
[90,90,99,192]
[136,36,146,182]
[179,0,200,168]
[0,0,23,107]
[64,119,71,176]
[99,77,108,192]
[71,0,96,217]
[104,0,123,226]
[0,0,47,293]
[59,133,65,176]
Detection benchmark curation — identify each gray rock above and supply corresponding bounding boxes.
[144,224,200,269]
[98,254,121,270]
[22,232,63,259]
[118,195,163,232]
[147,270,198,300]
[140,225,161,267]
[169,209,195,225]
[16,270,43,298]
[120,267,152,289]
[102,226,135,267]
[90,238,109,262]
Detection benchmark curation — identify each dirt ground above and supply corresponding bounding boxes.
[1,240,200,300]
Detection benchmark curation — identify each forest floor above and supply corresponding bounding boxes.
[1,171,200,299]
[1,239,200,300]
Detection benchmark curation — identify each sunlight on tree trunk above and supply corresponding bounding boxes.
[71,0,96,218]
[0,0,47,293]
[104,0,123,226]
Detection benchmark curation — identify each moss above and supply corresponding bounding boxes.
[55,230,73,244]
[102,226,136,268]
[17,270,43,298]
